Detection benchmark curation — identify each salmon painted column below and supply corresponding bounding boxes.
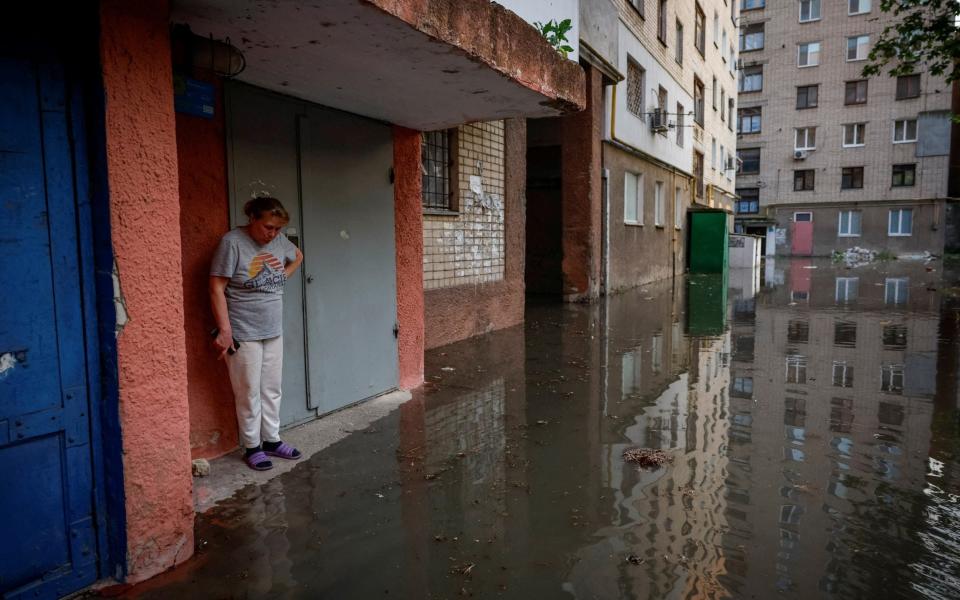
[393,126,425,389]
[561,65,603,302]
[99,0,195,581]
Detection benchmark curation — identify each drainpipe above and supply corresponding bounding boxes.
[602,167,610,295]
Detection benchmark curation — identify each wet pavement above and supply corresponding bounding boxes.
[117,258,960,599]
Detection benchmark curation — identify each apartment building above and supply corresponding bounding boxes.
[602,0,738,290]
[733,0,955,256]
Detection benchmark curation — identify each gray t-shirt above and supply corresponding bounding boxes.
[210,228,298,341]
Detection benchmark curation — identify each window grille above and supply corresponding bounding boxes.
[421,129,453,210]
[627,60,645,117]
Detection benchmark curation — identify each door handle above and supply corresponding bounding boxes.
[306,275,314,283]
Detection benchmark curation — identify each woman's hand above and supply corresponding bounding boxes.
[213,327,234,360]
[209,276,234,360]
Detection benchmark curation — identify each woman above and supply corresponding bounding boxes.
[210,196,304,471]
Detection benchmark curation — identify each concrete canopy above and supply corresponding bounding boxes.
[171,0,586,130]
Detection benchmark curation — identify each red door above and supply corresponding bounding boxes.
[791,212,813,256]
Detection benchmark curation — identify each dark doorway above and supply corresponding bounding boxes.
[525,118,563,299]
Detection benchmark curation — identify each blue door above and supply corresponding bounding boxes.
[0,49,100,598]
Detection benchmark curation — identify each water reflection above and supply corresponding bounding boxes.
[119,260,960,600]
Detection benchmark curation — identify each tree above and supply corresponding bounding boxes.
[862,0,960,84]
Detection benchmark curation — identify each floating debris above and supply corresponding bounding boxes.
[623,447,672,469]
[626,554,644,565]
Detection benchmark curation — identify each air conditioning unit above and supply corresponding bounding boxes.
[793,150,808,160]
[650,109,669,133]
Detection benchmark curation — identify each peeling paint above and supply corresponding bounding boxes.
[0,350,27,381]
[112,259,129,337]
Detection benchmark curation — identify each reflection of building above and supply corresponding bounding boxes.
[726,262,937,596]
[562,278,736,597]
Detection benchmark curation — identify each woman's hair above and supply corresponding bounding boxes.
[244,196,290,222]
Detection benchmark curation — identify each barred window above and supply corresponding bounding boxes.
[627,59,645,117]
[421,129,456,211]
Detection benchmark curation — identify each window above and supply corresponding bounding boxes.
[896,74,921,100]
[834,320,857,347]
[835,277,858,303]
[841,167,864,190]
[798,42,820,66]
[848,0,870,14]
[741,23,764,51]
[796,84,818,108]
[729,44,736,74]
[732,377,754,398]
[621,349,641,397]
[728,98,735,130]
[630,0,645,18]
[739,148,760,174]
[676,102,685,146]
[794,169,815,191]
[799,0,820,22]
[892,164,916,187]
[675,186,684,228]
[655,181,665,226]
[893,119,918,142]
[847,35,869,61]
[713,12,720,46]
[842,123,865,147]
[694,77,705,125]
[626,59,645,118]
[739,107,761,133]
[879,402,905,426]
[888,208,912,236]
[881,364,904,394]
[786,355,807,384]
[845,80,868,105]
[421,129,455,210]
[737,65,763,93]
[694,152,705,199]
[624,172,644,224]
[832,362,854,387]
[838,210,861,236]
[675,20,684,63]
[712,76,718,109]
[794,127,816,150]
[721,89,726,120]
[695,4,706,55]
[883,324,908,349]
[722,29,728,58]
[731,0,738,22]
[795,212,812,222]
[742,0,765,9]
[712,137,717,169]
[736,188,760,213]
[788,319,809,343]
[885,278,909,304]
[659,0,668,43]
[657,86,668,136]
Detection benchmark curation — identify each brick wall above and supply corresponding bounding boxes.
[423,121,506,289]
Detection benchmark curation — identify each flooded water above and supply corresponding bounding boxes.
[122,259,960,599]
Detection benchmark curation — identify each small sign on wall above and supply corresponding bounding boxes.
[173,75,215,119]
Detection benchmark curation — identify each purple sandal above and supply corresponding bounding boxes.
[264,441,302,460]
[245,450,273,471]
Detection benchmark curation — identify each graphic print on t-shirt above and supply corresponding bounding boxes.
[244,251,286,292]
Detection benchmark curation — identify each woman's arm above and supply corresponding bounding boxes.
[209,276,233,359]
[285,247,304,278]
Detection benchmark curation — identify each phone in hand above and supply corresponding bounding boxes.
[210,327,241,355]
